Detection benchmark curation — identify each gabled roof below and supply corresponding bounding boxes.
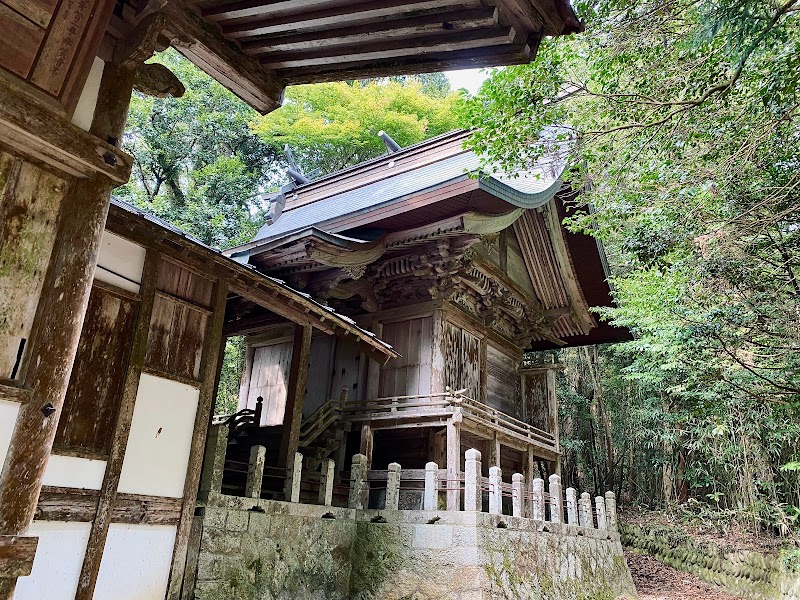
[107,197,398,363]
[227,129,569,260]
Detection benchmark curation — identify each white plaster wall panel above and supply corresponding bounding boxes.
[0,400,20,475]
[70,56,105,131]
[94,230,146,293]
[93,524,177,600]
[13,521,91,600]
[41,454,107,490]
[117,373,199,498]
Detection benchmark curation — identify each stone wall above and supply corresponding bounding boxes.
[190,493,636,600]
[620,523,800,600]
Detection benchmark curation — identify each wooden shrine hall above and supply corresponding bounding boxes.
[223,129,630,510]
[0,0,584,597]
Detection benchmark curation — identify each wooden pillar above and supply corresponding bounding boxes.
[279,323,312,499]
[73,251,159,600]
[488,432,501,468]
[446,412,461,511]
[0,173,114,598]
[546,367,561,475]
[365,321,383,400]
[360,423,374,469]
[430,308,446,393]
[167,283,228,600]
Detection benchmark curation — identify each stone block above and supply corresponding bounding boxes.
[226,510,249,532]
[412,523,454,549]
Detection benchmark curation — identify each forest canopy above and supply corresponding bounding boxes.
[464,0,800,529]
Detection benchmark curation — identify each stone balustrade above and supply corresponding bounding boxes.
[260,448,617,534]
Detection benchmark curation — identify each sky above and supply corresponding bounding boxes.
[445,68,492,95]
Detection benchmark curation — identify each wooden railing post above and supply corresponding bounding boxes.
[319,459,335,506]
[386,462,401,510]
[464,449,482,512]
[424,462,438,511]
[488,466,502,515]
[245,445,266,499]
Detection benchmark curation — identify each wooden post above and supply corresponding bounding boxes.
[279,323,312,500]
[445,414,461,511]
[167,282,228,600]
[360,423,374,469]
[365,321,382,400]
[489,432,501,468]
[0,173,115,598]
[74,251,159,600]
[546,367,561,475]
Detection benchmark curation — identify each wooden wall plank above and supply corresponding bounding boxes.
[0,4,45,79]
[30,0,100,95]
[55,285,138,455]
[2,0,58,28]
[378,316,433,398]
[486,344,517,417]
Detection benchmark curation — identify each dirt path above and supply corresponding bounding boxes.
[625,551,741,600]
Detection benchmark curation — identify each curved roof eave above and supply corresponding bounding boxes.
[478,173,566,210]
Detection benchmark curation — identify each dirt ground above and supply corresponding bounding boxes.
[626,551,742,600]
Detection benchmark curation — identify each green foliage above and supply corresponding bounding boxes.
[117,49,276,248]
[501,0,800,531]
[251,78,464,177]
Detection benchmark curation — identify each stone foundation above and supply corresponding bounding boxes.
[190,493,636,600]
[620,522,800,600]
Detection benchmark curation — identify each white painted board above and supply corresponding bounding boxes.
[0,400,20,474]
[71,56,105,131]
[117,374,199,498]
[13,521,91,600]
[94,230,146,293]
[41,454,107,490]
[93,524,177,600]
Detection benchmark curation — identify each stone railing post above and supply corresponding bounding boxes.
[198,423,228,500]
[289,452,303,503]
[348,453,369,509]
[245,444,266,499]
[595,496,607,530]
[605,491,617,531]
[424,461,438,511]
[579,492,592,528]
[319,458,335,506]
[548,474,563,523]
[386,462,401,510]
[464,449,482,512]
[511,473,524,517]
[531,478,545,520]
[565,487,578,525]
[488,466,502,515]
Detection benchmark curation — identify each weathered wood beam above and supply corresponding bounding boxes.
[241,8,498,55]
[161,1,284,114]
[0,536,37,580]
[0,173,114,599]
[221,0,475,38]
[166,281,228,600]
[496,0,564,36]
[0,75,131,182]
[278,324,312,499]
[73,251,159,600]
[35,487,182,525]
[280,43,534,84]
[259,28,518,70]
